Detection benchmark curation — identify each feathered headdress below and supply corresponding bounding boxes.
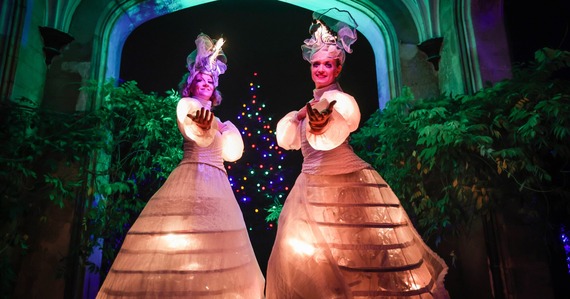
[186,33,227,87]
[301,8,358,65]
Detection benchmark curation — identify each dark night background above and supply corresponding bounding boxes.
[118,0,569,276]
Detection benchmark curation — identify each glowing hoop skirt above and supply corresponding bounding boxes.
[97,160,265,298]
[266,170,448,298]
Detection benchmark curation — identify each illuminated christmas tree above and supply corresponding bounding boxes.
[226,72,292,232]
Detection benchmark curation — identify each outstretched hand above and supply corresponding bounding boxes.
[306,100,336,132]
[188,107,214,130]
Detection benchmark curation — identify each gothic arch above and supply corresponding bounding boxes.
[454,0,483,94]
[89,0,408,109]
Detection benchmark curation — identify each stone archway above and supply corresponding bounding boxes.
[92,0,400,109]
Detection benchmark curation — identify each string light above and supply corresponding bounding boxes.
[561,225,570,274]
[225,71,293,232]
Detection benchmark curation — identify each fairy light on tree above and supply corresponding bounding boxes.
[561,225,570,274]
[226,72,292,232]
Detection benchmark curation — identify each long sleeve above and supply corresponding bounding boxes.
[219,120,244,162]
[176,97,218,147]
[275,111,302,150]
[306,90,360,151]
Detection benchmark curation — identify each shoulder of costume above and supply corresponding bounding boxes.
[321,90,355,102]
[179,96,202,105]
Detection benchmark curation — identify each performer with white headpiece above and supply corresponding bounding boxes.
[267,8,449,298]
[97,33,265,299]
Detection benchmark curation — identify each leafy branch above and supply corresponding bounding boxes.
[0,80,184,295]
[351,48,570,243]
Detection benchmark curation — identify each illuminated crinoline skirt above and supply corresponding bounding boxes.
[97,162,265,298]
[266,169,448,299]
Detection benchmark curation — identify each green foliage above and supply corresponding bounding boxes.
[351,48,570,243]
[81,80,182,274]
[0,80,182,295]
[265,198,284,223]
[0,97,108,297]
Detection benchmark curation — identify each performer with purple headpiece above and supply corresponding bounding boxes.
[97,33,265,299]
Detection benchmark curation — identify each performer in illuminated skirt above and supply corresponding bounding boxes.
[97,33,265,299]
[266,8,448,299]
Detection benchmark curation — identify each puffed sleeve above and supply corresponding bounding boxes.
[276,111,302,150]
[306,91,360,150]
[219,120,244,162]
[176,97,218,147]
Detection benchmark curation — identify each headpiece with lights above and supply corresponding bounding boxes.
[186,33,227,88]
[301,8,358,65]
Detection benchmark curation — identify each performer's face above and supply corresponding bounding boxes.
[310,57,342,89]
[191,73,215,101]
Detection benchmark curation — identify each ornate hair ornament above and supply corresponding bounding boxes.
[186,33,227,87]
[301,8,358,65]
